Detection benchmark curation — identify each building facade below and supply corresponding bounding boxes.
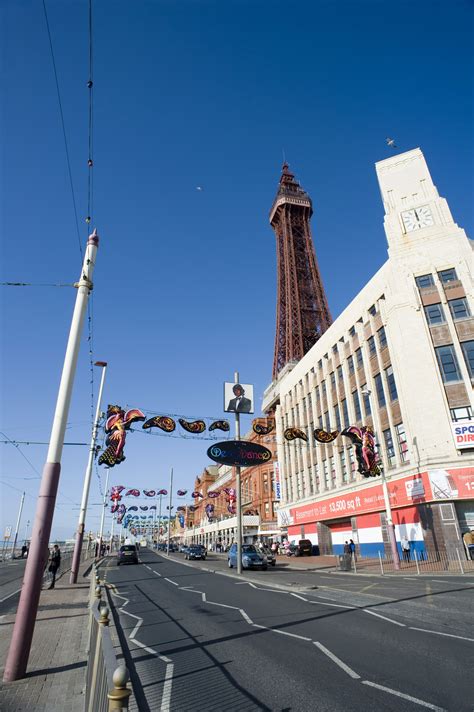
[263,148,474,558]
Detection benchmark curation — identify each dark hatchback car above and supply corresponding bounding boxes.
[117,544,139,565]
[185,545,207,560]
[296,539,313,556]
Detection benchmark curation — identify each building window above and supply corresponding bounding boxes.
[323,460,329,489]
[330,456,336,485]
[438,268,457,283]
[352,391,362,421]
[461,340,474,378]
[318,414,323,429]
[347,355,354,374]
[378,326,387,349]
[435,345,462,383]
[314,463,320,491]
[361,385,371,416]
[337,365,343,382]
[330,371,336,386]
[321,381,327,397]
[356,348,363,368]
[349,448,356,478]
[340,451,348,483]
[416,274,434,289]
[368,304,377,317]
[349,326,356,337]
[324,411,330,431]
[334,404,341,431]
[383,428,396,467]
[395,423,409,463]
[424,303,446,325]
[385,365,398,401]
[450,406,473,422]
[374,373,386,407]
[332,344,338,354]
[341,398,349,428]
[448,298,471,320]
[368,336,376,356]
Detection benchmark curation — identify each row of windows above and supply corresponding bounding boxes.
[416,268,458,289]
[424,298,471,325]
[435,342,474,382]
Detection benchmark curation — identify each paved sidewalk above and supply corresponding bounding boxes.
[0,560,93,711]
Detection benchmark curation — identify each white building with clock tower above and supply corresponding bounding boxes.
[263,147,474,561]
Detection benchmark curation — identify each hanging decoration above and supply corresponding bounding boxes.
[178,418,206,434]
[140,506,149,511]
[192,491,203,498]
[188,505,196,512]
[176,506,186,512]
[143,490,156,497]
[252,419,275,436]
[209,420,230,432]
[98,405,145,467]
[284,427,308,442]
[178,514,185,528]
[207,490,220,498]
[177,489,187,496]
[111,503,119,513]
[117,504,127,523]
[205,503,215,520]
[314,428,340,443]
[227,503,236,514]
[128,505,138,511]
[125,489,140,497]
[143,415,176,433]
[110,485,125,502]
[149,505,157,510]
[157,489,168,495]
[341,425,381,477]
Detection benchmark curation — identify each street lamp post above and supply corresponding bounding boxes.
[234,371,243,576]
[361,388,400,570]
[98,468,110,557]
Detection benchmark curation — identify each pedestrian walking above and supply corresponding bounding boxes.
[47,545,61,589]
[401,536,410,562]
[349,539,356,560]
[343,541,351,555]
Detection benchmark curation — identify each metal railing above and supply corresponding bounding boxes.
[335,547,474,575]
[85,570,132,712]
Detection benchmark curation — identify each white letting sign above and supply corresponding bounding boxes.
[451,420,474,449]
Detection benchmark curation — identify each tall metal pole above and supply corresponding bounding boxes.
[234,371,242,576]
[11,491,25,560]
[70,361,107,582]
[98,468,110,557]
[110,515,115,552]
[167,468,173,555]
[158,493,163,543]
[4,230,99,682]
[362,388,400,570]
[24,519,30,544]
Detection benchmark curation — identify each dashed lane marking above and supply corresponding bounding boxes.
[363,609,406,627]
[313,641,360,679]
[362,680,446,711]
[164,578,179,586]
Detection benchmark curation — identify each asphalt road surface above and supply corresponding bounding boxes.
[102,549,473,712]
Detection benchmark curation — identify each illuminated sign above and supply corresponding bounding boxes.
[207,441,272,467]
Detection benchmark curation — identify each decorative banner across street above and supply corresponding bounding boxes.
[207,440,272,467]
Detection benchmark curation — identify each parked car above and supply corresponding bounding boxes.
[179,544,188,553]
[117,544,138,566]
[228,544,267,570]
[261,546,276,566]
[295,539,313,556]
[185,545,207,561]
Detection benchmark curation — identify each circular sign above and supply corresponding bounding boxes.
[207,440,272,467]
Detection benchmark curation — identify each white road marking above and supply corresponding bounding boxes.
[235,581,257,588]
[273,628,312,641]
[144,565,151,570]
[239,608,254,625]
[409,627,474,642]
[130,637,158,656]
[153,570,162,577]
[164,578,179,586]
[363,609,406,626]
[314,641,360,679]
[290,593,309,602]
[160,660,174,712]
[310,597,356,610]
[0,587,22,604]
[362,680,446,711]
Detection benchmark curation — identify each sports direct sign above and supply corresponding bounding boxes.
[452,421,474,449]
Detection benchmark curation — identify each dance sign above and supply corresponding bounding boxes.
[207,441,272,467]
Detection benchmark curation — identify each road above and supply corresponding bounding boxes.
[0,558,27,613]
[102,549,473,712]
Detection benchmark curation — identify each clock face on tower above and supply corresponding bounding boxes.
[401,205,434,232]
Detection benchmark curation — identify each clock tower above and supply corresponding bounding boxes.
[375,147,459,257]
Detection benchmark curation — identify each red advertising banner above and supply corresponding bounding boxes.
[290,467,474,525]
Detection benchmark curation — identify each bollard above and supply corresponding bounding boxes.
[414,549,420,575]
[108,666,132,711]
[99,606,110,626]
[352,555,357,574]
[378,551,384,575]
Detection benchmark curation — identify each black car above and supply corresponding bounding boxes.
[185,545,207,560]
[117,544,138,565]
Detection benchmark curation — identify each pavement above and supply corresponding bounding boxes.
[101,548,474,711]
[0,559,93,711]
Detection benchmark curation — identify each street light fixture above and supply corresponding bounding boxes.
[360,388,400,570]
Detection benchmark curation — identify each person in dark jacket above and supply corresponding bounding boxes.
[48,545,61,589]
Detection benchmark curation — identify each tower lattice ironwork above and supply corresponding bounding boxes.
[270,163,332,380]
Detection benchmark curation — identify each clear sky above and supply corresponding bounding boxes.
[1,0,473,541]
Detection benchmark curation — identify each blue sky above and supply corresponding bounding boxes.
[1,0,473,541]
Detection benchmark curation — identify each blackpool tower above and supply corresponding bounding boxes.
[270,163,332,380]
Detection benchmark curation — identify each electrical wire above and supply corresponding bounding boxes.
[1,282,76,288]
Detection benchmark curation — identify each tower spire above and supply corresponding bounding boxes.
[270,165,332,381]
